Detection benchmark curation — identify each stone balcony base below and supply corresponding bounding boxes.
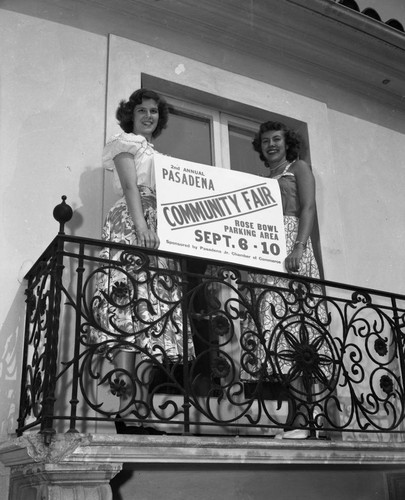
[1,433,405,499]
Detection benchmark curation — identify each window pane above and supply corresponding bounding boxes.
[228,125,265,176]
[154,110,213,165]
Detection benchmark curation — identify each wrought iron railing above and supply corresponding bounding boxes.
[18,199,405,444]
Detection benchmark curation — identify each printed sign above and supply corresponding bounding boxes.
[155,154,287,271]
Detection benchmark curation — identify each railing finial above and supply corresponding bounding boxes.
[53,195,73,234]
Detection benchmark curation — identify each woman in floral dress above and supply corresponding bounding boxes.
[89,89,195,433]
[241,121,331,439]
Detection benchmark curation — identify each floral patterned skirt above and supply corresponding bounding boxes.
[240,215,332,383]
[89,186,195,364]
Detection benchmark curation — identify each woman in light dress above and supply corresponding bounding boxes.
[241,121,330,439]
[90,89,194,434]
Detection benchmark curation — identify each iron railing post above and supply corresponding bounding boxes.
[40,196,73,444]
[16,273,36,436]
[67,241,86,433]
[40,235,65,444]
[180,256,191,435]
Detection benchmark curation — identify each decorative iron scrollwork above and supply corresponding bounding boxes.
[18,234,405,441]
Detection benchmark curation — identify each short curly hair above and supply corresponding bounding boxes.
[116,88,169,138]
[252,121,303,165]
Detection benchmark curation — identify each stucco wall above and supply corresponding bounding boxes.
[327,108,405,291]
[0,9,107,491]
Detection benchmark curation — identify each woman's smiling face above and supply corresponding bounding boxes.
[133,98,159,140]
[260,129,287,165]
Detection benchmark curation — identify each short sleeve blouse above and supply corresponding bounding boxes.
[102,132,156,196]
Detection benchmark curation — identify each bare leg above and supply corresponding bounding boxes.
[113,351,156,416]
[113,350,137,417]
[113,351,165,434]
[276,376,310,439]
[288,377,307,427]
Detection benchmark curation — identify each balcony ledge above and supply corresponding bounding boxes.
[1,433,405,468]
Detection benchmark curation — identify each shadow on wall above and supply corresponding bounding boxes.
[65,166,104,238]
[110,469,134,500]
[3,101,104,245]
[0,288,27,437]
[0,167,104,440]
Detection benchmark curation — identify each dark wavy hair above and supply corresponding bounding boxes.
[116,88,169,138]
[252,121,303,165]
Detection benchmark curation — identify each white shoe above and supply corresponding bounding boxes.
[275,429,309,440]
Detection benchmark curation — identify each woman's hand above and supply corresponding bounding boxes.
[113,153,160,249]
[285,245,304,273]
[135,227,160,249]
